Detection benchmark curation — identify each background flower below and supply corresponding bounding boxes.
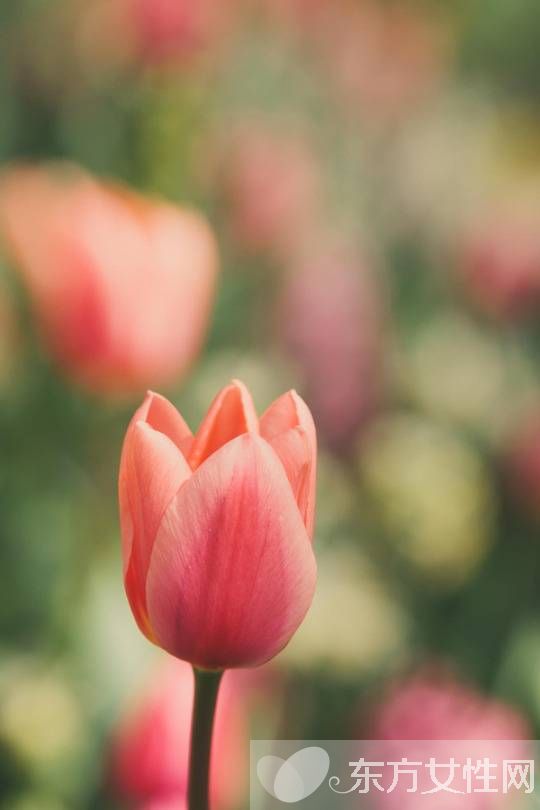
[0,164,218,396]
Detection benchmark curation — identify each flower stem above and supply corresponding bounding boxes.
[188,667,224,810]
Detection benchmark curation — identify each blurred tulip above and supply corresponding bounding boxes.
[281,246,383,453]
[458,209,540,321]
[367,670,532,810]
[0,164,218,395]
[360,415,493,586]
[119,381,317,668]
[110,660,246,808]
[219,127,321,260]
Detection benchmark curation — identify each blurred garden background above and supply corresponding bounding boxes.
[2,0,540,807]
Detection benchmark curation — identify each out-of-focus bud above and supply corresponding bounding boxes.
[365,670,532,810]
[283,548,408,676]
[506,410,540,520]
[110,660,247,808]
[218,127,321,260]
[458,208,540,321]
[360,415,493,587]
[0,163,218,397]
[281,245,384,453]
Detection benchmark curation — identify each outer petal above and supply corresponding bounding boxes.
[119,390,193,566]
[146,434,317,668]
[260,390,317,538]
[119,401,192,639]
[188,379,259,469]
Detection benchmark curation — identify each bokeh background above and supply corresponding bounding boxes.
[2,0,540,808]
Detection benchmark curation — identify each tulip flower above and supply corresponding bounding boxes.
[119,380,317,809]
[119,379,317,668]
[110,660,246,808]
[0,163,218,395]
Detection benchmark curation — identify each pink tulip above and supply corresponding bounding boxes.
[0,164,218,395]
[281,246,383,452]
[458,210,540,321]
[111,660,246,808]
[119,380,317,669]
[365,670,532,810]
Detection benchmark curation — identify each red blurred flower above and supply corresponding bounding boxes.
[110,660,246,808]
[119,381,317,669]
[280,245,384,452]
[458,210,540,322]
[121,0,235,63]
[0,164,218,396]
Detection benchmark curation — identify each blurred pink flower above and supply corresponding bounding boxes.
[458,211,540,321]
[220,127,321,260]
[365,670,532,810]
[110,660,247,808]
[280,246,384,452]
[0,163,218,396]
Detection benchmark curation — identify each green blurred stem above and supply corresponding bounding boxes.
[188,667,224,810]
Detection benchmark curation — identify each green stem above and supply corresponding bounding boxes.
[188,667,224,810]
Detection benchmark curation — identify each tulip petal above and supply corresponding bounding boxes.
[260,391,317,537]
[137,390,193,457]
[119,421,192,638]
[188,379,259,469]
[146,434,317,668]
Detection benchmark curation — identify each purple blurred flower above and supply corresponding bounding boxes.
[280,245,384,453]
